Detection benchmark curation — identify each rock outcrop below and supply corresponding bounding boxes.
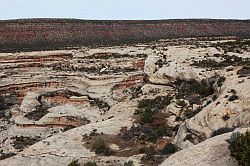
[160,128,249,166]
[0,37,249,166]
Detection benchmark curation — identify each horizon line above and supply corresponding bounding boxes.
[1,17,250,21]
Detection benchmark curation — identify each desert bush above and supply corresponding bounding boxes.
[230,89,237,94]
[217,76,226,87]
[0,96,6,111]
[147,125,174,142]
[0,152,16,160]
[138,95,172,111]
[222,115,230,121]
[211,127,235,137]
[227,131,250,166]
[138,96,172,124]
[228,95,239,101]
[184,107,203,119]
[160,143,177,155]
[155,59,167,68]
[84,161,98,166]
[124,160,134,166]
[90,98,110,112]
[237,66,250,77]
[130,86,142,99]
[11,136,41,150]
[24,105,49,121]
[192,55,250,69]
[141,146,156,161]
[141,108,155,124]
[68,159,79,166]
[92,138,112,156]
[176,79,214,101]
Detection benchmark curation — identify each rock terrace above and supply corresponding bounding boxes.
[0,37,249,166]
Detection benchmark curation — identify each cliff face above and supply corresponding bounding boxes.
[1,19,250,52]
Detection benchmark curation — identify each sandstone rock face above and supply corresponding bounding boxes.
[145,46,221,84]
[142,41,250,150]
[0,37,249,166]
[161,128,249,166]
[20,92,41,113]
[0,44,148,165]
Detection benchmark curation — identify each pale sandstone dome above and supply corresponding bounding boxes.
[160,128,249,166]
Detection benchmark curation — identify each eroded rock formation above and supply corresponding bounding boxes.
[0,36,249,166]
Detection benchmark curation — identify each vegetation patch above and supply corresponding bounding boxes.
[0,94,17,111]
[211,127,235,137]
[237,66,250,78]
[160,143,177,155]
[84,161,98,166]
[217,76,226,87]
[211,40,250,53]
[11,136,41,150]
[130,85,143,99]
[138,95,172,111]
[68,159,80,166]
[222,115,230,121]
[82,53,147,59]
[24,105,49,121]
[90,98,110,112]
[183,107,203,119]
[176,79,214,105]
[82,133,140,157]
[124,160,134,166]
[82,95,177,165]
[0,153,16,160]
[52,63,139,74]
[68,159,98,166]
[91,138,113,156]
[228,95,239,101]
[155,59,168,69]
[192,55,250,70]
[227,131,250,166]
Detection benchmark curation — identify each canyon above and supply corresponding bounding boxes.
[0,19,249,166]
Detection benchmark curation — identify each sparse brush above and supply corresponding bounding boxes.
[227,131,250,166]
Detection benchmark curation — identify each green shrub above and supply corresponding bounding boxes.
[130,86,142,99]
[141,146,156,161]
[217,76,226,87]
[227,131,250,166]
[68,159,79,166]
[228,95,238,101]
[176,79,214,101]
[160,143,177,155]
[237,66,250,77]
[90,98,110,111]
[92,138,112,156]
[184,107,202,119]
[148,125,174,142]
[155,125,174,137]
[124,160,134,166]
[138,96,172,111]
[141,108,155,124]
[84,161,97,166]
[211,127,235,137]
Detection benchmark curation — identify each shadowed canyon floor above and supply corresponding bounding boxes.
[0,37,249,166]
